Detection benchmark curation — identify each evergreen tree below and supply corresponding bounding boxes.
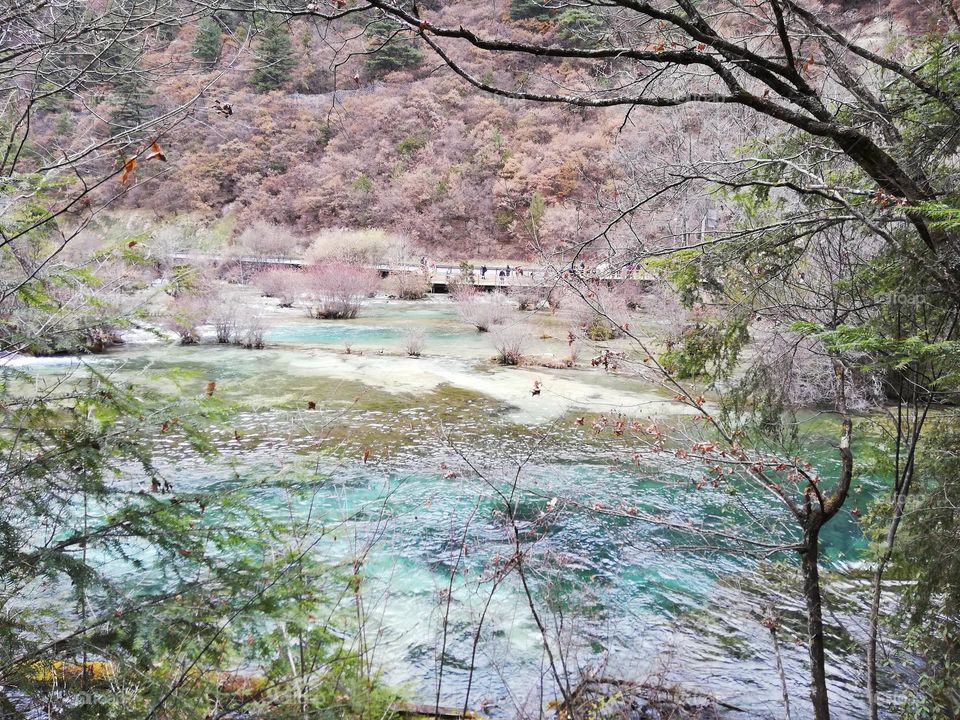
[250,21,296,92]
[364,20,422,78]
[509,0,559,21]
[109,54,154,139]
[193,17,222,62]
[556,8,606,46]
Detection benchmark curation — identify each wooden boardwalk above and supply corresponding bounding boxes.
[171,253,649,290]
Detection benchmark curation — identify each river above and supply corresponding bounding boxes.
[14,292,891,719]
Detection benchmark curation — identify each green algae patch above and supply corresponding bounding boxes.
[289,382,531,460]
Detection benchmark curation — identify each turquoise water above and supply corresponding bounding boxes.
[14,295,885,718]
[260,297,576,359]
[265,321,402,346]
[143,419,877,718]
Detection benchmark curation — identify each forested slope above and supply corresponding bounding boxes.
[24,0,939,259]
[27,4,631,258]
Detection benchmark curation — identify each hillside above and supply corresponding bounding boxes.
[24,0,941,261]
[26,5,630,261]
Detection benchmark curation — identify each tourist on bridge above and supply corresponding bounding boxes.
[481,265,487,278]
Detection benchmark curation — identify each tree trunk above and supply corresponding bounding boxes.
[866,561,884,720]
[801,522,831,720]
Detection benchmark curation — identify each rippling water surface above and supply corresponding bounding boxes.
[22,296,889,718]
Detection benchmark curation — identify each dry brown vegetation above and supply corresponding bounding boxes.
[27,5,634,261]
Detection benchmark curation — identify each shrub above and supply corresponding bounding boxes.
[352,173,373,193]
[402,327,426,357]
[574,282,630,340]
[235,309,265,349]
[165,295,209,345]
[304,228,400,265]
[83,325,123,354]
[304,262,380,319]
[513,289,544,311]
[621,280,647,310]
[233,222,303,260]
[546,284,569,312]
[397,134,427,156]
[453,286,509,332]
[387,269,430,299]
[208,292,240,343]
[490,323,529,365]
[256,268,303,307]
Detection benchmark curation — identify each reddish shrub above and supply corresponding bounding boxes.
[256,268,304,307]
[304,262,380,319]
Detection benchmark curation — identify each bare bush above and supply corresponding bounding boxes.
[513,288,543,311]
[256,268,304,307]
[621,279,648,310]
[445,266,471,296]
[208,291,240,343]
[387,269,430,300]
[402,327,426,357]
[304,262,380,319]
[235,309,266,349]
[453,286,509,332]
[574,282,631,341]
[546,284,571,313]
[233,221,303,260]
[304,228,402,265]
[165,295,209,345]
[490,322,530,365]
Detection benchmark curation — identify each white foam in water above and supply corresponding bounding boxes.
[1,352,84,368]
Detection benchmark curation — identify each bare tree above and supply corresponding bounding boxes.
[453,286,510,332]
[256,268,304,308]
[304,262,380,319]
[490,321,530,366]
[387,268,430,300]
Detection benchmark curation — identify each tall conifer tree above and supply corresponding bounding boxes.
[250,21,295,92]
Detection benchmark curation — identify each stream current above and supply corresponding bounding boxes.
[16,294,890,719]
